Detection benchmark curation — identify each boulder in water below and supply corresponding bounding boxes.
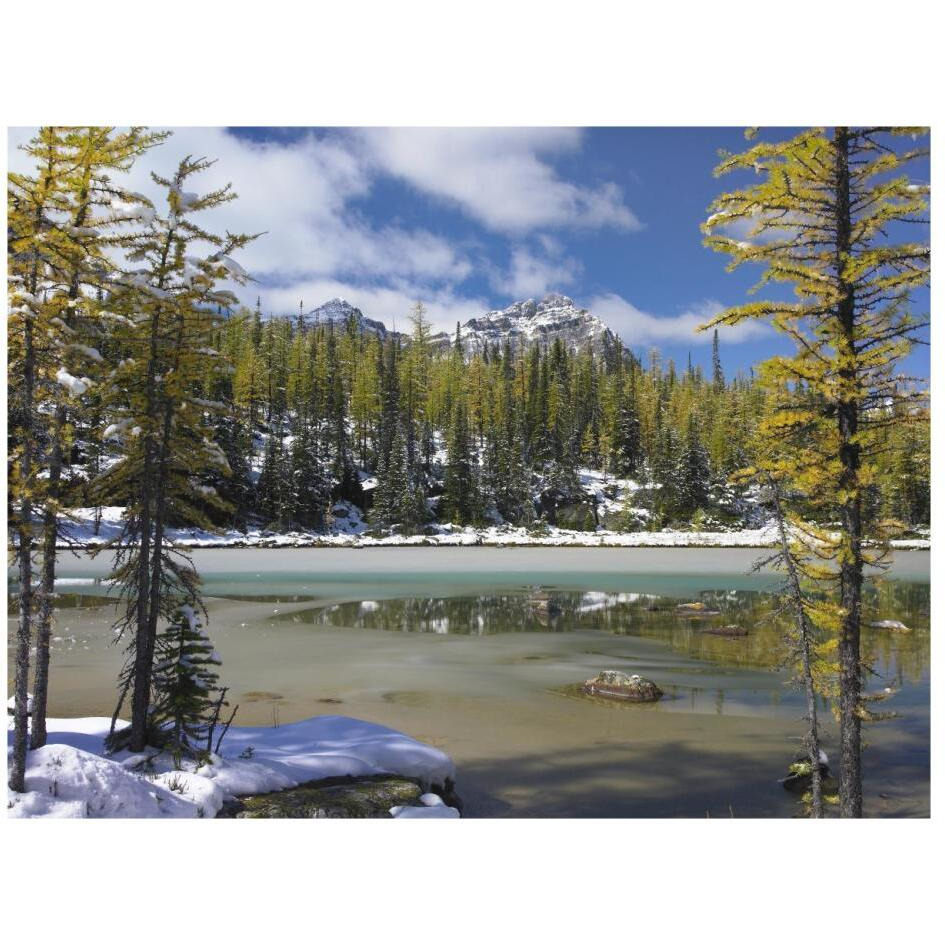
[582,670,663,702]
[675,602,722,618]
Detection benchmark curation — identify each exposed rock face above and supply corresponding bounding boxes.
[304,293,619,357]
[431,294,617,356]
[304,298,390,339]
[700,624,749,637]
[582,670,663,702]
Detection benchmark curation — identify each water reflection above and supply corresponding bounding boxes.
[279,581,928,679]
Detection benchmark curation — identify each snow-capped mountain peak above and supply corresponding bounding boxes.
[447,293,614,354]
[304,298,388,337]
[301,293,616,354]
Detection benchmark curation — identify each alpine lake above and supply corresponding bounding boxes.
[7,546,930,818]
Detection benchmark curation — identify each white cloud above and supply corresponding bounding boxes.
[587,293,770,345]
[354,127,641,233]
[7,127,471,286]
[493,246,582,298]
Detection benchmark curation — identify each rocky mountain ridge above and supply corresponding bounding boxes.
[301,293,616,354]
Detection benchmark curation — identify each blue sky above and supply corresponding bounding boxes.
[9,126,931,377]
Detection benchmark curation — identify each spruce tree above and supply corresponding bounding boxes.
[613,371,643,478]
[149,606,224,765]
[677,413,711,520]
[711,329,724,393]
[289,420,330,529]
[257,434,290,529]
[372,416,409,531]
[442,397,478,525]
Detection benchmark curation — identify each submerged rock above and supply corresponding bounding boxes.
[674,602,722,618]
[221,774,460,818]
[700,624,749,637]
[868,620,911,633]
[581,670,663,702]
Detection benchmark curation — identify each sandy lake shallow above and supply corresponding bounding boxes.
[8,547,930,817]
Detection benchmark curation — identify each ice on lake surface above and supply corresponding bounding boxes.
[8,548,930,817]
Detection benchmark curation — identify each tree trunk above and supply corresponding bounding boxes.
[833,126,864,818]
[770,480,823,818]
[128,443,155,752]
[35,186,94,747]
[140,307,189,746]
[127,311,161,751]
[32,413,63,749]
[10,319,36,793]
[127,220,177,751]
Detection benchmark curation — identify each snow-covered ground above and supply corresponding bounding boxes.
[54,505,931,550]
[7,714,458,819]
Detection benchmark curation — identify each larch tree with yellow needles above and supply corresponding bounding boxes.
[702,127,929,817]
[96,155,257,754]
[7,126,164,787]
[10,127,167,755]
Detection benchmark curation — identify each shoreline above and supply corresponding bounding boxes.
[51,507,931,553]
[55,534,931,551]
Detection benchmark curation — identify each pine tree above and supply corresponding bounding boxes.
[677,413,711,519]
[26,129,168,749]
[372,416,409,531]
[650,421,682,525]
[98,155,256,752]
[207,409,254,530]
[289,420,330,529]
[703,126,929,816]
[442,397,478,525]
[7,209,43,792]
[7,126,164,783]
[711,329,724,393]
[149,606,224,765]
[257,434,290,529]
[612,368,643,478]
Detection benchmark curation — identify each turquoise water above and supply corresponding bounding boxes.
[7,547,930,817]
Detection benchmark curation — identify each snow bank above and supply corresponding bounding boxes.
[217,716,456,791]
[52,507,931,551]
[8,744,200,818]
[7,715,456,820]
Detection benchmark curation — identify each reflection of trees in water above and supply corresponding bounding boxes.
[311,594,567,635]
[860,580,930,687]
[304,581,929,682]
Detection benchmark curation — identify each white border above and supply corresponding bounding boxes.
[2,2,940,941]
